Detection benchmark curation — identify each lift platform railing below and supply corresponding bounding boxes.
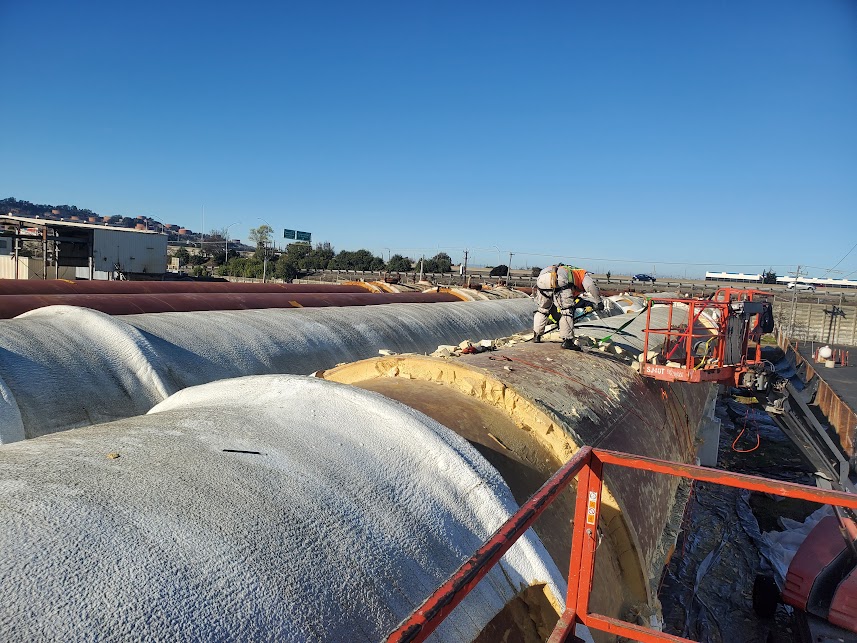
[641,289,769,386]
[387,447,857,643]
[710,287,770,304]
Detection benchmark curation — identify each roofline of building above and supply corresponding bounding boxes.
[0,214,166,236]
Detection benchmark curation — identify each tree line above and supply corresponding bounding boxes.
[176,224,454,280]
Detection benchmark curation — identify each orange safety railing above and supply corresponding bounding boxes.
[387,447,857,643]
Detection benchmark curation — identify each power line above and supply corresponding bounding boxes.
[383,245,855,274]
[821,240,857,277]
[505,251,798,268]
[390,246,794,268]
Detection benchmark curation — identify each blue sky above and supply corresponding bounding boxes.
[2,1,855,277]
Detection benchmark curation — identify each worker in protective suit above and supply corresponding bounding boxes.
[533,264,603,350]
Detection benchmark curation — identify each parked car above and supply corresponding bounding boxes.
[787,282,815,292]
[632,274,656,283]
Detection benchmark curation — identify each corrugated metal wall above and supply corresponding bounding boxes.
[0,257,76,280]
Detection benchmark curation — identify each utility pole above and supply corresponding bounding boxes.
[256,218,273,283]
[508,251,514,286]
[419,255,425,282]
[788,265,801,339]
[492,245,501,284]
[42,226,48,280]
[14,226,20,279]
[262,241,268,283]
[825,303,845,345]
[224,222,239,266]
[462,249,468,287]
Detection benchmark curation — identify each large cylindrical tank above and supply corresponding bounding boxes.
[0,291,464,318]
[0,375,569,642]
[320,344,714,623]
[0,299,534,442]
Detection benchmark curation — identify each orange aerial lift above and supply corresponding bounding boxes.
[639,287,772,386]
[640,288,851,491]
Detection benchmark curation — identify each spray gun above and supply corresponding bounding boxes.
[544,298,602,332]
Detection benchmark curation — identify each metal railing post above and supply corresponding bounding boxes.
[576,454,603,623]
[548,457,593,643]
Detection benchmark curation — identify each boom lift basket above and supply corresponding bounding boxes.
[640,288,771,386]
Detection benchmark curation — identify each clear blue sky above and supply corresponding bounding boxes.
[2,1,855,278]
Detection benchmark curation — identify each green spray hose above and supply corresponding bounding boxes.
[596,300,650,345]
[543,297,649,341]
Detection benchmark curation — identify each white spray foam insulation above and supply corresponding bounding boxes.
[0,299,533,443]
[0,375,566,642]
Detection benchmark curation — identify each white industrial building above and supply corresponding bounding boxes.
[0,215,167,280]
[705,270,857,289]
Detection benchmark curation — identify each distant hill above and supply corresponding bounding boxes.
[1,197,197,241]
[3,197,99,220]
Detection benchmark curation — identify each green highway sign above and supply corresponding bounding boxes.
[296,231,312,242]
[284,229,296,239]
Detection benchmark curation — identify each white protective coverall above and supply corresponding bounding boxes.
[533,265,602,340]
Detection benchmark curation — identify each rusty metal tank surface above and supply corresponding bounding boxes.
[321,342,713,625]
[0,290,464,318]
[0,279,373,295]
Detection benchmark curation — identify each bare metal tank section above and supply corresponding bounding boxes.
[320,344,714,626]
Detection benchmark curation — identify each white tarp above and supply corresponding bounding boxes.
[0,299,533,443]
[0,375,571,642]
[758,505,833,589]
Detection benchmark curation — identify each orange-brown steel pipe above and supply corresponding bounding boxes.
[0,291,463,318]
[0,280,371,296]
